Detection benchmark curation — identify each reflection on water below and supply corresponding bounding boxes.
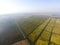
[0,15,25,45]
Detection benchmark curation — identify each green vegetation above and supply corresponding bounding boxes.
[18,15,49,35]
[45,18,55,32]
[35,39,48,45]
[35,18,55,45]
[28,18,50,42]
[53,19,60,35]
[15,15,60,45]
[51,34,60,45]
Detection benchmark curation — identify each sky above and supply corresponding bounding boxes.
[0,0,60,15]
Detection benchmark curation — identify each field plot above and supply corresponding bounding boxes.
[34,17,60,45]
[17,15,49,35]
[50,18,60,45]
[28,18,50,42]
[12,15,60,45]
[35,18,55,45]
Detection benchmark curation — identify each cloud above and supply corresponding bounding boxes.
[0,0,60,15]
[0,0,19,14]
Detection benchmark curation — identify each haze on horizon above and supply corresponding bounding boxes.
[0,0,60,15]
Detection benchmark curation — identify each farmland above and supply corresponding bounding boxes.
[0,15,60,45]
[15,15,60,45]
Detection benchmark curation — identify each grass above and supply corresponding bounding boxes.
[39,31,51,41]
[35,39,48,45]
[45,18,55,32]
[28,18,50,42]
[14,16,60,45]
[51,34,60,45]
[18,16,49,35]
[35,18,55,45]
[53,19,60,35]
[17,16,60,45]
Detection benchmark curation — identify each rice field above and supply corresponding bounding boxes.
[0,16,60,45]
[11,15,60,45]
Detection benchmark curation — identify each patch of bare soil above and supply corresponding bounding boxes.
[12,40,29,45]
